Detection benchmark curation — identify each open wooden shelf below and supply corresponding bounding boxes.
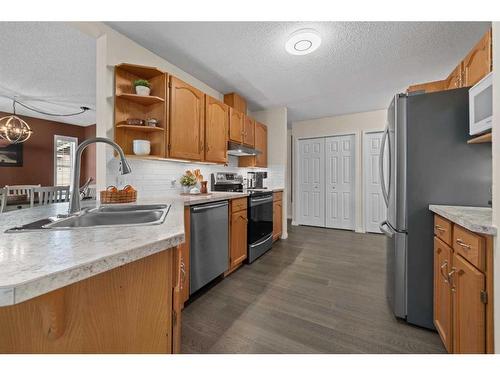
[467,132,492,144]
[116,124,165,132]
[115,63,164,79]
[116,93,165,105]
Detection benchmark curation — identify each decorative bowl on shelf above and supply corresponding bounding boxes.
[126,118,145,126]
[133,139,151,156]
[145,118,159,127]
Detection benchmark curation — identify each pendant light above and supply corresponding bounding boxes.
[0,101,33,144]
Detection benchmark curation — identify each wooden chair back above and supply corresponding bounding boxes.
[35,186,70,205]
[5,185,41,208]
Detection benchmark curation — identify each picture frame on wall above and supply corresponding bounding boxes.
[0,142,23,167]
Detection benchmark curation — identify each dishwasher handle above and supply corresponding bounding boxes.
[191,201,228,212]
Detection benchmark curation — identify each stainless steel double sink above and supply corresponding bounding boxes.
[6,204,170,232]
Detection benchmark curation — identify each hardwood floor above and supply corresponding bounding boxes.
[181,222,446,354]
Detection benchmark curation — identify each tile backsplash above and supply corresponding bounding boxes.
[107,155,284,198]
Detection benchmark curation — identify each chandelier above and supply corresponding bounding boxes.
[0,98,91,144]
[0,101,33,144]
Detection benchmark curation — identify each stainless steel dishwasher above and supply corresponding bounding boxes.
[190,200,229,295]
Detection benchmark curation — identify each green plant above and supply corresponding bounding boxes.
[133,79,151,88]
[180,172,197,187]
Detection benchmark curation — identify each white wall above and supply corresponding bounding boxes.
[251,107,288,239]
[286,128,292,219]
[491,22,499,353]
[70,23,286,199]
[291,109,387,232]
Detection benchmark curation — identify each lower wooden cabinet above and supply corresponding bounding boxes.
[433,214,493,354]
[229,198,248,272]
[179,207,190,306]
[433,237,453,352]
[273,192,283,242]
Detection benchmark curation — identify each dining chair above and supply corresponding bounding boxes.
[5,185,41,208]
[0,187,7,213]
[35,186,70,205]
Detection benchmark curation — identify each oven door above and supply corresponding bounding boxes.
[248,194,273,244]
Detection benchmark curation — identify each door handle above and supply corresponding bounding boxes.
[379,220,394,238]
[379,127,389,206]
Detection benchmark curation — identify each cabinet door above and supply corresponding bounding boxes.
[433,237,453,352]
[230,210,248,268]
[169,76,205,161]
[463,30,492,87]
[255,122,267,167]
[407,79,446,94]
[273,200,282,241]
[229,108,244,143]
[243,115,255,147]
[452,253,486,353]
[205,96,228,164]
[444,63,463,90]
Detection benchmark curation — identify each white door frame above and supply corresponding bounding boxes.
[294,133,356,230]
[362,130,387,233]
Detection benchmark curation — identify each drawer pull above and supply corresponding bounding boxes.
[448,268,457,292]
[239,215,248,222]
[434,224,446,232]
[440,261,449,283]
[456,238,471,250]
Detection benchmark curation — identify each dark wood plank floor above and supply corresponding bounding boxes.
[181,222,446,354]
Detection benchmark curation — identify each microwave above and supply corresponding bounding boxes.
[469,71,493,135]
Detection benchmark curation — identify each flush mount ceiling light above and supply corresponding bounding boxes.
[285,28,321,56]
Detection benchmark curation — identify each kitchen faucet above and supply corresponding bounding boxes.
[69,137,132,215]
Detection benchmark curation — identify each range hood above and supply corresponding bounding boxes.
[227,141,261,156]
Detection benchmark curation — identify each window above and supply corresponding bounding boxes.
[54,135,78,187]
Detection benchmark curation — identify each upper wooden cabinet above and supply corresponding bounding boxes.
[462,30,492,87]
[407,29,492,93]
[224,92,247,113]
[229,108,244,143]
[243,115,255,147]
[169,76,205,161]
[238,121,267,168]
[205,96,229,164]
[444,63,463,90]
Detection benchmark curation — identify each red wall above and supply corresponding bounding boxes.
[0,112,96,187]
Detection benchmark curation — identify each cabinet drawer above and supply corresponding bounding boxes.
[434,215,452,246]
[453,225,485,272]
[231,197,247,213]
[273,191,283,202]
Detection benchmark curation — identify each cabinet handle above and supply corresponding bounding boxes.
[440,261,449,283]
[456,238,471,250]
[434,224,445,232]
[448,267,457,292]
[239,215,248,222]
[180,260,186,289]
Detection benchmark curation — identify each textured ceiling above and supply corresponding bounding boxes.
[0,22,96,126]
[107,22,490,123]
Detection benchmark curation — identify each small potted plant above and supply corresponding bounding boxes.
[180,170,198,193]
[133,79,151,96]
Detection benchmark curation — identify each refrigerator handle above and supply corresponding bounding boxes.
[379,220,394,238]
[379,126,390,206]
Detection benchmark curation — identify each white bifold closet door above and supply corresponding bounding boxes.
[325,135,355,230]
[298,138,325,227]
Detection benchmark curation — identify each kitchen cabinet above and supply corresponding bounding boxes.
[205,96,229,164]
[229,198,248,271]
[224,92,247,113]
[462,30,492,87]
[179,207,190,306]
[407,29,492,93]
[238,122,268,168]
[432,214,493,353]
[168,76,205,161]
[273,192,283,242]
[433,237,453,352]
[452,252,486,354]
[243,115,255,147]
[229,108,244,143]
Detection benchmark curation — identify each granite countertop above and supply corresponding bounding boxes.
[429,205,496,236]
[0,198,185,307]
[178,188,284,206]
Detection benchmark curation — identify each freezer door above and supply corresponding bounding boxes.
[387,95,407,232]
[381,220,407,319]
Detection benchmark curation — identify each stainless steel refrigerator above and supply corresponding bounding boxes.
[379,88,491,329]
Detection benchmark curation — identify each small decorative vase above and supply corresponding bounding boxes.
[135,85,151,96]
[200,181,208,194]
[182,185,191,194]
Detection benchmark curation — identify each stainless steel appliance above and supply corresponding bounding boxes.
[379,88,492,329]
[190,200,229,294]
[469,71,492,136]
[247,191,274,263]
[211,172,243,192]
[227,141,261,156]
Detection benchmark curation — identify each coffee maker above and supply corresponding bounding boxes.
[247,171,267,189]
